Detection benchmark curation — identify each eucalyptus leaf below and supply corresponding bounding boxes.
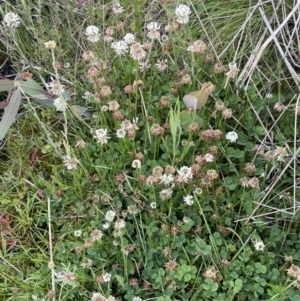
[0,88,21,140]
[18,79,53,100]
[0,79,15,92]
[71,105,89,116]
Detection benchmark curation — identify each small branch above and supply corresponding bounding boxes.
[47,197,56,301]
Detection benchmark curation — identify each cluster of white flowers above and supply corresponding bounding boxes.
[204,153,214,162]
[115,218,126,230]
[3,12,20,28]
[82,91,94,102]
[93,128,110,145]
[116,128,126,138]
[177,166,193,183]
[53,96,68,112]
[159,173,174,185]
[226,131,238,143]
[146,22,160,40]
[85,25,100,43]
[156,59,168,72]
[121,118,139,131]
[226,62,239,78]
[63,155,79,170]
[123,33,136,44]
[112,1,124,14]
[194,187,203,195]
[102,272,111,282]
[175,4,191,24]
[132,159,141,169]
[150,202,157,209]
[183,195,194,206]
[130,42,147,61]
[105,210,116,222]
[253,240,265,251]
[74,230,82,237]
[111,40,128,56]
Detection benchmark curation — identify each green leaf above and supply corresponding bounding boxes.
[233,279,243,293]
[19,79,53,100]
[71,105,89,116]
[115,274,125,289]
[0,79,15,92]
[180,111,204,132]
[0,88,21,140]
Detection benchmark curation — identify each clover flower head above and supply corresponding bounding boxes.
[175,4,191,24]
[226,131,238,143]
[3,12,20,28]
[85,25,100,43]
[111,40,129,56]
[123,33,136,45]
[54,97,68,112]
[183,195,194,206]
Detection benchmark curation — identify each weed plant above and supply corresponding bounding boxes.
[1,1,300,301]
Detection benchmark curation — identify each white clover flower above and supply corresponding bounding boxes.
[115,219,126,230]
[53,96,68,112]
[3,12,20,28]
[159,173,174,185]
[265,93,273,99]
[226,131,238,143]
[74,230,82,237]
[146,22,160,40]
[133,297,142,301]
[111,40,129,56]
[156,59,168,71]
[194,187,203,195]
[147,22,160,31]
[175,4,191,24]
[102,222,110,229]
[150,202,157,209]
[139,61,150,72]
[183,216,191,223]
[85,25,100,43]
[116,128,126,138]
[101,105,109,111]
[254,241,265,251]
[130,42,147,61]
[112,1,124,14]
[93,128,110,145]
[183,195,194,206]
[82,91,94,102]
[123,33,136,44]
[226,62,239,78]
[105,210,116,222]
[204,153,214,162]
[102,273,111,282]
[48,79,65,95]
[177,166,193,183]
[63,156,79,170]
[132,159,141,169]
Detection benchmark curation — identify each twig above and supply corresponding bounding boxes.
[47,197,56,301]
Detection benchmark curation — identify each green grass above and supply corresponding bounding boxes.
[1,0,300,300]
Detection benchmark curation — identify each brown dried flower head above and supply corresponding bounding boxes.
[214,63,227,73]
[150,123,165,136]
[164,259,179,272]
[100,85,112,97]
[243,163,256,175]
[203,267,218,281]
[160,95,172,107]
[21,71,33,80]
[222,108,232,119]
